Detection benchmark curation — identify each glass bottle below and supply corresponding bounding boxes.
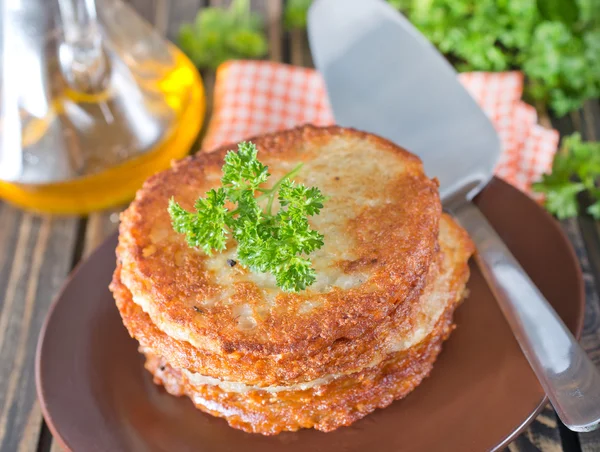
[0,0,205,214]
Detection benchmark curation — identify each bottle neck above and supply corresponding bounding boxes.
[58,0,110,93]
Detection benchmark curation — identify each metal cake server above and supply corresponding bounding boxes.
[308,0,600,432]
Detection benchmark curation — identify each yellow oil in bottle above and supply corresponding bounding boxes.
[0,46,205,215]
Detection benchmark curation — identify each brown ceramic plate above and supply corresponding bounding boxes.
[36,177,584,452]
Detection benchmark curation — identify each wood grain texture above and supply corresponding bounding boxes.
[569,214,600,452]
[572,100,600,452]
[289,29,312,67]
[49,437,64,452]
[82,210,122,260]
[508,405,564,452]
[198,69,216,148]
[126,0,157,25]
[266,0,283,61]
[582,101,600,141]
[153,0,170,37]
[166,0,203,41]
[0,206,79,452]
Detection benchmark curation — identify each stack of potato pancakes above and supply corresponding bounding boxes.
[110,125,474,435]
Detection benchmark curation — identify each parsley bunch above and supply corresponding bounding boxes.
[387,0,600,115]
[533,133,600,219]
[178,0,267,70]
[168,142,326,292]
[284,0,600,116]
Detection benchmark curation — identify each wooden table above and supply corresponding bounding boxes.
[1,1,599,451]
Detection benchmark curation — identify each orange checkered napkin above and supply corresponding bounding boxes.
[203,61,559,195]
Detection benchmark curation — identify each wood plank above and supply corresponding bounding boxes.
[551,113,575,138]
[266,0,283,61]
[570,110,584,137]
[153,0,170,36]
[581,436,600,452]
[49,436,64,452]
[194,0,224,149]
[0,204,24,307]
[563,217,600,452]
[0,205,79,452]
[289,29,312,68]
[249,0,267,15]
[581,101,600,141]
[198,69,216,148]
[573,101,600,452]
[19,403,45,452]
[128,0,157,25]
[289,29,314,67]
[165,0,203,42]
[576,100,600,293]
[289,29,305,66]
[508,405,564,452]
[82,210,122,260]
[565,214,600,452]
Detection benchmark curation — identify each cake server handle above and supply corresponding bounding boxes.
[452,200,600,432]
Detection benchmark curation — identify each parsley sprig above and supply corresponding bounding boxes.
[168,142,325,292]
[533,133,600,219]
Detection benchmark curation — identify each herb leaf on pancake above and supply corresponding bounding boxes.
[168,142,325,292]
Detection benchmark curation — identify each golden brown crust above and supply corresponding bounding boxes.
[143,302,459,435]
[112,214,474,385]
[110,125,476,434]
[115,125,442,358]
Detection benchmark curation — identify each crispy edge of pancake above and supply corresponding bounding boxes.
[112,214,473,386]
[143,302,459,435]
[116,125,442,357]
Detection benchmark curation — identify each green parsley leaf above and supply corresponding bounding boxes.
[168,188,229,255]
[533,132,600,219]
[221,141,269,196]
[168,142,326,292]
[178,0,267,70]
[394,0,599,115]
[532,179,585,219]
